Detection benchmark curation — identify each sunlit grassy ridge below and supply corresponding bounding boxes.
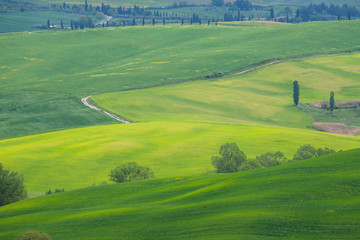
[92,53,360,128]
[1,149,359,239]
[1,21,360,138]
[0,122,359,196]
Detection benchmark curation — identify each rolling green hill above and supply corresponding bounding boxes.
[1,52,359,196]
[1,122,359,196]
[92,53,360,128]
[1,148,359,239]
[1,21,360,139]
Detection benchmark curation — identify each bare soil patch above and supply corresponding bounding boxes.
[313,122,360,136]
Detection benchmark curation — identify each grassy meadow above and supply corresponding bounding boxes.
[1,35,360,195]
[92,53,360,128]
[0,148,359,239]
[1,121,359,196]
[1,20,360,139]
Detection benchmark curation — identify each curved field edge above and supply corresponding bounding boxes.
[0,122,359,195]
[1,148,359,239]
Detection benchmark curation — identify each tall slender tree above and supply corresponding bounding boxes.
[329,91,335,113]
[47,19,50,29]
[60,19,64,29]
[270,8,274,20]
[293,81,299,106]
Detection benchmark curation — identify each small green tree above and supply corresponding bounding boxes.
[14,231,51,240]
[109,162,154,183]
[211,143,246,173]
[0,163,27,207]
[78,15,88,29]
[240,159,262,171]
[47,19,50,29]
[293,80,299,106]
[270,8,275,20]
[293,144,317,161]
[317,147,336,156]
[329,91,335,113]
[255,151,285,168]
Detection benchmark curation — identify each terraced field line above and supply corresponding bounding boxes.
[232,60,281,75]
[81,96,131,123]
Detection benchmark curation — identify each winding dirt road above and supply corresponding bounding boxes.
[81,96,131,123]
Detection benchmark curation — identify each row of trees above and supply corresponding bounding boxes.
[295,3,359,22]
[212,143,337,173]
[293,81,336,113]
[293,81,335,113]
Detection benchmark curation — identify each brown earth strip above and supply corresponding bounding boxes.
[313,122,360,136]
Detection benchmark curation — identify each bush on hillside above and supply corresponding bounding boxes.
[45,188,64,195]
[211,143,247,173]
[293,144,336,161]
[212,143,337,173]
[14,231,51,240]
[0,163,27,207]
[240,158,262,171]
[109,162,155,183]
[255,151,286,168]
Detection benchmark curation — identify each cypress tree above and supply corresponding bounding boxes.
[47,19,50,29]
[123,20,126,26]
[152,18,155,25]
[181,18,184,25]
[329,91,335,113]
[293,81,299,106]
[270,8,274,20]
[70,20,73,30]
[163,18,165,25]
[142,18,145,26]
[133,18,136,26]
[60,19,64,29]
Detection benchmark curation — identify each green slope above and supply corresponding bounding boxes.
[1,149,359,239]
[92,53,360,129]
[1,21,360,139]
[1,53,359,195]
[0,122,359,195]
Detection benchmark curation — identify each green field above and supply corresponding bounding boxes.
[0,11,92,33]
[1,53,360,196]
[1,149,359,239]
[1,21,360,139]
[1,122,359,196]
[92,53,360,128]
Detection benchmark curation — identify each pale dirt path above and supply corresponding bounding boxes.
[232,61,281,76]
[81,96,131,123]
